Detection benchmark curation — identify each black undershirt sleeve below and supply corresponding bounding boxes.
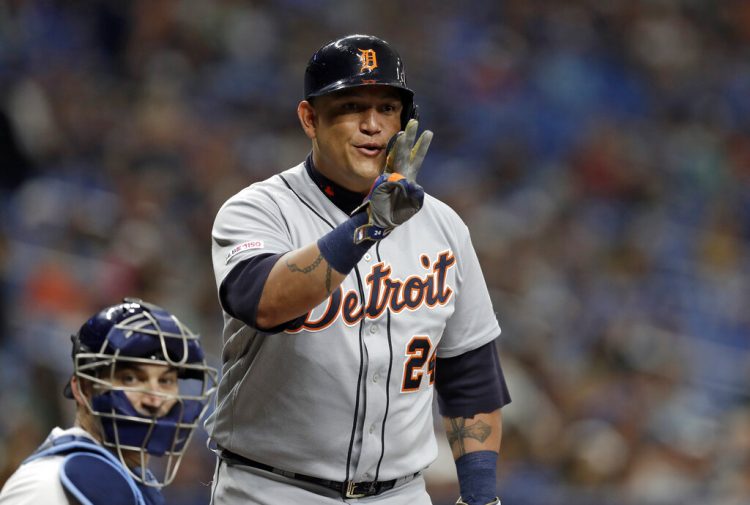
[435,338,511,419]
[219,253,305,333]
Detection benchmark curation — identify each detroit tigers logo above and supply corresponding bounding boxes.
[286,251,456,333]
[358,48,378,73]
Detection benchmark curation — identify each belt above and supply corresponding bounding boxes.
[220,449,421,499]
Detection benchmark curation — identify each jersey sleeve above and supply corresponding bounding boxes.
[437,222,501,358]
[435,340,511,417]
[0,457,70,505]
[211,184,293,289]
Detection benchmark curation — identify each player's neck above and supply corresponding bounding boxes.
[74,409,149,471]
[305,154,368,214]
[122,449,150,470]
[74,409,104,443]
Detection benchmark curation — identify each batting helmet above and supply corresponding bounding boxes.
[304,34,418,128]
[65,298,218,487]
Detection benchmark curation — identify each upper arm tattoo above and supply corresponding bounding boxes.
[446,417,492,457]
[285,254,324,274]
[285,254,333,295]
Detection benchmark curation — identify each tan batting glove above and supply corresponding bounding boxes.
[351,119,433,243]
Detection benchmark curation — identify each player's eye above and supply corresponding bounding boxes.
[118,372,139,385]
[159,375,177,387]
[380,101,402,115]
[341,102,360,112]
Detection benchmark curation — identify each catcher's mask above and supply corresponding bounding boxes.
[304,34,418,128]
[64,298,218,488]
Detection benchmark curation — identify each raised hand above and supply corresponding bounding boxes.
[351,119,433,243]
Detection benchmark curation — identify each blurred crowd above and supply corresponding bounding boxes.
[1,0,749,504]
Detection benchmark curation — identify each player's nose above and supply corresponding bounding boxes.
[359,108,382,135]
[139,390,166,415]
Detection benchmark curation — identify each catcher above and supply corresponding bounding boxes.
[0,298,218,505]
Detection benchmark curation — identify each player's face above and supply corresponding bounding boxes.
[303,86,403,193]
[112,363,179,418]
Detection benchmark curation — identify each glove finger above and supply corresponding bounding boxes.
[391,129,411,174]
[384,132,404,174]
[393,119,418,171]
[402,119,418,151]
[404,130,433,181]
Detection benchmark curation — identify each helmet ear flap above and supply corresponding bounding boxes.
[403,101,418,130]
[64,333,87,399]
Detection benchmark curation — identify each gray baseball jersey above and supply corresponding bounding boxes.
[208,161,500,484]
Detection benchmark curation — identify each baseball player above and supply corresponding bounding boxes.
[209,34,510,505]
[0,298,218,505]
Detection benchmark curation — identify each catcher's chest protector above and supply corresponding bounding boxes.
[24,434,164,505]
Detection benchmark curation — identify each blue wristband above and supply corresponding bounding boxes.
[455,451,498,505]
[317,213,373,274]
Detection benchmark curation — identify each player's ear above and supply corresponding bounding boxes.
[70,376,91,405]
[297,100,317,140]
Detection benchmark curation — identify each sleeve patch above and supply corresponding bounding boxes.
[226,240,265,263]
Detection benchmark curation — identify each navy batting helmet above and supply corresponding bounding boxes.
[66,298,218,487]
[304,34,418,128]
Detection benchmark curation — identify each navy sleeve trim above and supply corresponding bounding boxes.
[219,253,305,333]
[435,338,511,419]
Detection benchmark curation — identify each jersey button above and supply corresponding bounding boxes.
[373,373,379,383]
[364,253,372,262]
[369,424,376,434]
[369,325,378,334]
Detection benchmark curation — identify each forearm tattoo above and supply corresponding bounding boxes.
[446,417,492,457]
[324,263,332,295]
[286,254,333,295]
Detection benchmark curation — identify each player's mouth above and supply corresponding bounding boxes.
[354,143,384,157]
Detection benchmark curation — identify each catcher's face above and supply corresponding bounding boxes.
[112,363,179,418]
[299,86,403,193]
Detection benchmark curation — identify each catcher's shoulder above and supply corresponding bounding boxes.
[0,455,67,502]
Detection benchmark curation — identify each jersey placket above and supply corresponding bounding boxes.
[352,312,392,482]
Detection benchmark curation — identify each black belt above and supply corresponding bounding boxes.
[220,449,420,499]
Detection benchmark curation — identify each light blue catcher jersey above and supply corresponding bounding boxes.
[0,427,163,505]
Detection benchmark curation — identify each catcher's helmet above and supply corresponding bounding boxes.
[65,298,218,488]
[304,34,418,128]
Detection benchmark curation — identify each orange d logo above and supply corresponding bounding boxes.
[358,49,378,73]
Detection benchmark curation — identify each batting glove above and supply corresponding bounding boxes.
[352,119,433,243]
[456,497,501,505]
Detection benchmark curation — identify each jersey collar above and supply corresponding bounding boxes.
[304,154,367,215]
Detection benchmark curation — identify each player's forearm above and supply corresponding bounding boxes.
[443,409,502,460]
[445,409,503,505]
[256,243,346,328]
